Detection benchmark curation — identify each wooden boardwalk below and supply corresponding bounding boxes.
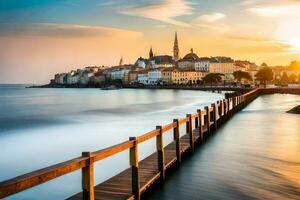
[69,127,206,200]
[1,88,265,200]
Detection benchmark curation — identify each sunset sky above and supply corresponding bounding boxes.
[1,0,300,83]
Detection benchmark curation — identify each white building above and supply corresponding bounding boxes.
[110,69,131,80]
[195,57,210,72]
[66,72,80,85]
[135,57,148,68]
[148,69,162,85]
[137,71,149,85]
[54,73,67,84]
[80,71,94,85]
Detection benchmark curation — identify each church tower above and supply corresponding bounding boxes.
[173,32,179,61]
[119,57,123,66]
[149,47,154,60]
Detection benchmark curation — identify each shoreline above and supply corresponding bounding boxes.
[28,83,253,92]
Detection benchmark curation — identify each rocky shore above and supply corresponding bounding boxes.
[287,105,300,114]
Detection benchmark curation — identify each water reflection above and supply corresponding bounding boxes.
[0,86,223,199]
[147,94,300,200]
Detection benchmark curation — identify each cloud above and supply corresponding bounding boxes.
[240,0,263,6]
[0,23,143,38]
[226,34,271,42]
[192,12,228,33]
[247,5,299,17]
[196,12,226,23]
[195,23,230,33]
[121,0,194,27]
[225,33,292,54]
[244,0,300,17]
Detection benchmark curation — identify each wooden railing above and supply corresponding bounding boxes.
[0,88,261,199]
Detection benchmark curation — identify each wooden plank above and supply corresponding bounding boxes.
[69,130,197,200]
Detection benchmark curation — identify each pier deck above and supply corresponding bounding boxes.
[69,128,205,200]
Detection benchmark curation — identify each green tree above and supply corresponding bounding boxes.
[202,73,224,85]
[233,71,252,82]
[255,67,274,86]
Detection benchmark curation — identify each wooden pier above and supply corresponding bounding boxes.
[0,87,297,200]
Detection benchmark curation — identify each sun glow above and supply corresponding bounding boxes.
[275,19,300,51]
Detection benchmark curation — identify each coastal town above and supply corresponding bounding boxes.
[50,33,300,88]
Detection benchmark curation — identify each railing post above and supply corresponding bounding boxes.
[232,97,235,114]
[156,126,165,182]
[197,109,203,142]
[222,99,226,123]
[235,96,238,113]
[129,137,140,200]
[187,114,194,152]
[234,97,237,113]
[195,115,199,129]
[205,106,211,135]
[211,103,217,130]
[173,119,181,165]
[220,100,223,123]
[223,99,227,121]
[240,96,243,109]
[219,100,223,125]
[82,152,94,200]
[228,98,232,118]
[216,101,220,126]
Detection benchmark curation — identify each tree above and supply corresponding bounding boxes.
[280,72,289,83]
[289,61,300,71]
[233,71,252,82]
[289,73,297,83]
[255,67,274,86]
[202,73,224,85]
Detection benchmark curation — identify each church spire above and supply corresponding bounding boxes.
[119,57,123,66]
[149,47,154,59]
[173,32,179,61]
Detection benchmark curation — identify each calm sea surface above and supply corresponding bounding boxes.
[0,84,224,200]
[147,93,300,200]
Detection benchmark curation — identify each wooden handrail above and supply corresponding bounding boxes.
[93,140,134,162]
[178,117,189,125]
[0,156,88,198]
[161,122,177,132]
[191,113,199,119]
[0,88,262,199]
[137,129,160,144]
